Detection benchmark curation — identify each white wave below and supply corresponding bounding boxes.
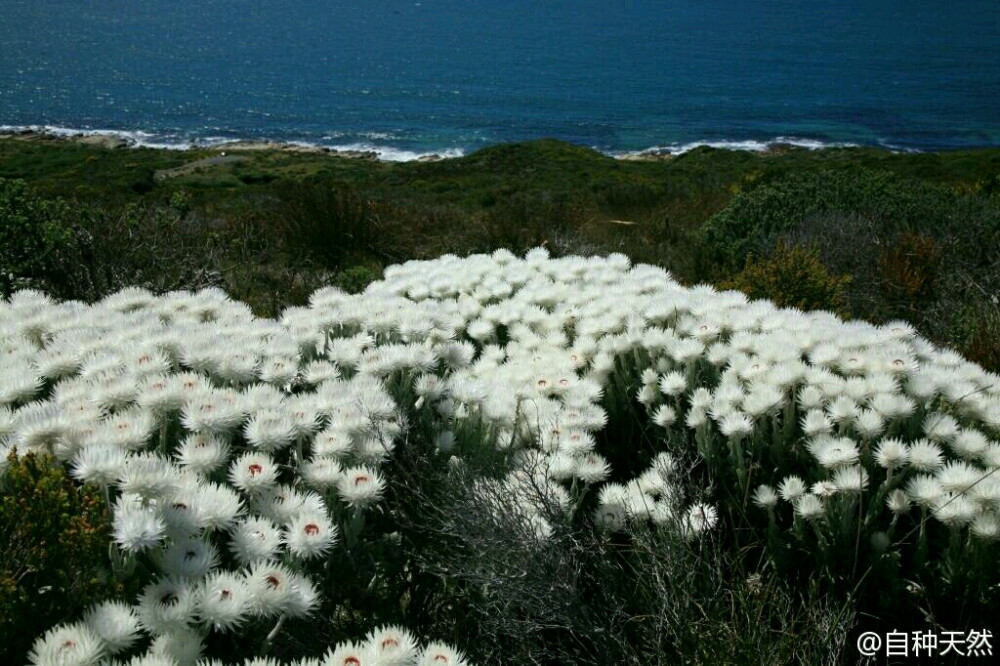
[609,136,865,158]
[0,125,465,161]
[322,142,465,162]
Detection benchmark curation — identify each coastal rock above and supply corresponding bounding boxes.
[77,134,134,149]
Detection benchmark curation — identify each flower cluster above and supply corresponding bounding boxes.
[29,620,467,666]
[6,247,999,664]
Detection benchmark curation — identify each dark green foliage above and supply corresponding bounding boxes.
[272,180,373,267]
[699,168,996,271]
[332,265,380,294]
[0,178,100,299]
[2,138,999,364]
[0,452,115,665]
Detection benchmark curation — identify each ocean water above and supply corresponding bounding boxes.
[2,0,999,160]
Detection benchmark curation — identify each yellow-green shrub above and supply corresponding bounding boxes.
[719,242,852,316]
[0,452,115,665]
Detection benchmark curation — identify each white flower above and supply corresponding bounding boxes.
[593,502,628,532]
[931,493,977,527]
[853,409,885,439]
[924,412,960,443]
[324,641,375,666]
[810,481,838,498]
[137,577,196,635]
[301,456,343,489]
[243,409,297,452]
[229,516,283,565]
[937,461,987,494]
[28,623,105,666]
[832,465,869,493]
[908,439,945,472]
[148,627,203,666]
[681,502,718,537]
[228,452,279,493]
[886,489,911,515]
[778,475,807,502]
[971,512,1000,540]
[574,453,611,484]
[874,437,909,469]
[113,496,166,554]
[336,466,386,508]
[71,442,127,486]
[807,436,859,469]
[718,411,753,440]
[118,453,181,500]
[826,396,859,424]
[658,371,687,397]
[83,601,141,655]
[752,484,779,509]
[950,428,990,460]
[158,537,219,579]
[800,409,832,437]
[245,561,318,619]
[794,494,825,519]
[906,474,944,508]
[284,510,339,560]
[196,571,251,632]
[651,404,676,428]
[365,625,419,666]
[192,481,244,531]
[419,642,469,666]
[175,433,230,476]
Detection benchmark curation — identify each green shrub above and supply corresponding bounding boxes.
[700,168,997,272]
[333,265,380,294]
[0,178,99,299]
[719,242,852,316]
[877,232,941,317]
[0,452,115,665]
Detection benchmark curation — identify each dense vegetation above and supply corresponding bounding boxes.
[2,138,999,664]
[2,137,998,373]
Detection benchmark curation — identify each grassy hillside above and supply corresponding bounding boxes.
[2,136,999,367]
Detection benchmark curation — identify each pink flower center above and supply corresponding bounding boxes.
[381,638,399,649]
[219,589,231,600]
[248,463,263,476]
[344,658,361,666]
[354,475,370,486]
[304,523,319,536]
[265,575,281,588]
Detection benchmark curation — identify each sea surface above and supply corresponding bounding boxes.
[2,0,999,160]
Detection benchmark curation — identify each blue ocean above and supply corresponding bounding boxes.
[2,0,999,160]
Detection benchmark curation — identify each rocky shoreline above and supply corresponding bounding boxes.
[0,127,862,163]
[0,128,447,162]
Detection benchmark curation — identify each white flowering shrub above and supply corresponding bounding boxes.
[3,247,999,663]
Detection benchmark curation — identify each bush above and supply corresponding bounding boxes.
[0,452,115,666]
[877,232,941,318]
[333,265,380,294]
[272,180,372,268]
[700,168,997,272]
[719,242,852,316]
[0,178,99,299]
